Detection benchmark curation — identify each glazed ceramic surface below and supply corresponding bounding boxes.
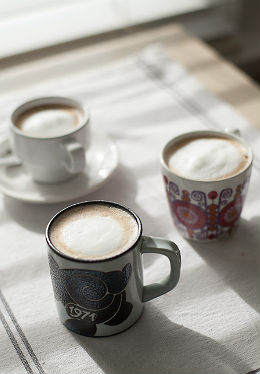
[46,201,181,337]
[8,97,90,183]
[161,130,253,241]
[0,133,118,203]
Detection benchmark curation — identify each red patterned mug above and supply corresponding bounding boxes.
[161,130,253,241]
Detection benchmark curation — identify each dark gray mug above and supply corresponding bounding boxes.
[46,201,181,337]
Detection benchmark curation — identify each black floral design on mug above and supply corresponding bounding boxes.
[48,255,133,336]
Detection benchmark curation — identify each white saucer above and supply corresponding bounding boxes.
[0,133,118,204]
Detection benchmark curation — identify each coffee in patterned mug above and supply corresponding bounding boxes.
[161,130,253,241]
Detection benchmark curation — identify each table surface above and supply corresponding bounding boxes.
[0,24,259,128]
[0,24,259,374]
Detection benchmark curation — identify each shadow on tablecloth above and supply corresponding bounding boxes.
[190,216,260,313]
[73,304,252,374]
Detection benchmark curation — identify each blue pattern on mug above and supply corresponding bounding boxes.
[48,255,133,336]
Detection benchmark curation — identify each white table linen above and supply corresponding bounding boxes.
[0,46,259,374]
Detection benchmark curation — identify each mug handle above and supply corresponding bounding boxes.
[61,139,86,174]
[141,236,181,302]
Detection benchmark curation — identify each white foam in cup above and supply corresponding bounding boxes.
[15,104,83,138]
[165,135,249,181]
[50,204,139,260]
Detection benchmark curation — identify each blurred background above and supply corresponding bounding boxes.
[0,0,259,82]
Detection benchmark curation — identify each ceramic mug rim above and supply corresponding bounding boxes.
[11,96,90,140]
[161,130,253,184]
[46,200,143,264]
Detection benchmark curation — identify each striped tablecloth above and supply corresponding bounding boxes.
[0,46,259,374]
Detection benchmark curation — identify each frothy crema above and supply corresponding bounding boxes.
[15,104,83,138]
[50,204,139,260]
[165,135,249,181]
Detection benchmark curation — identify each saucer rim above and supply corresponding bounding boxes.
[0,133,118,204]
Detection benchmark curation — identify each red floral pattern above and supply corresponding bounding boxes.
[173,201,207,229]
[219,197,242,227]
[164,180,248,240]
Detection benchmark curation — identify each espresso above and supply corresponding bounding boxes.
[15,104,83,138]
[165,135,249,181]
[50,204,139,260]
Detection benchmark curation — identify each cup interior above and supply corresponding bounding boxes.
[11,96,89,139]
[161,130,253,182]
[46,200,143,263]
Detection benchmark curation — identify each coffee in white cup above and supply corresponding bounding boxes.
[50,203,139,260]
[7,97,90,183]
[165,135,249,181]
[15,104,84,138]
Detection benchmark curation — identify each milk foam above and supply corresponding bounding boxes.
[167,136,248,180]
[50,205,139,260]
[62,216,123,257]
[18,108,80,137]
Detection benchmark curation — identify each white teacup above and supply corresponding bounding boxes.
[1,96,90,184]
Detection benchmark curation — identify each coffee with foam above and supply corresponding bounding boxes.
[15,104,83,138]
[50,203,139,260]
[165,135,249,181]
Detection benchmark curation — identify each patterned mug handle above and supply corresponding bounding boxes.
[140,236,181,302]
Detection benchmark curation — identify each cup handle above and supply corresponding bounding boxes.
[61,139,86,174]
[141,236,181,302]
[0,137,21,166]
